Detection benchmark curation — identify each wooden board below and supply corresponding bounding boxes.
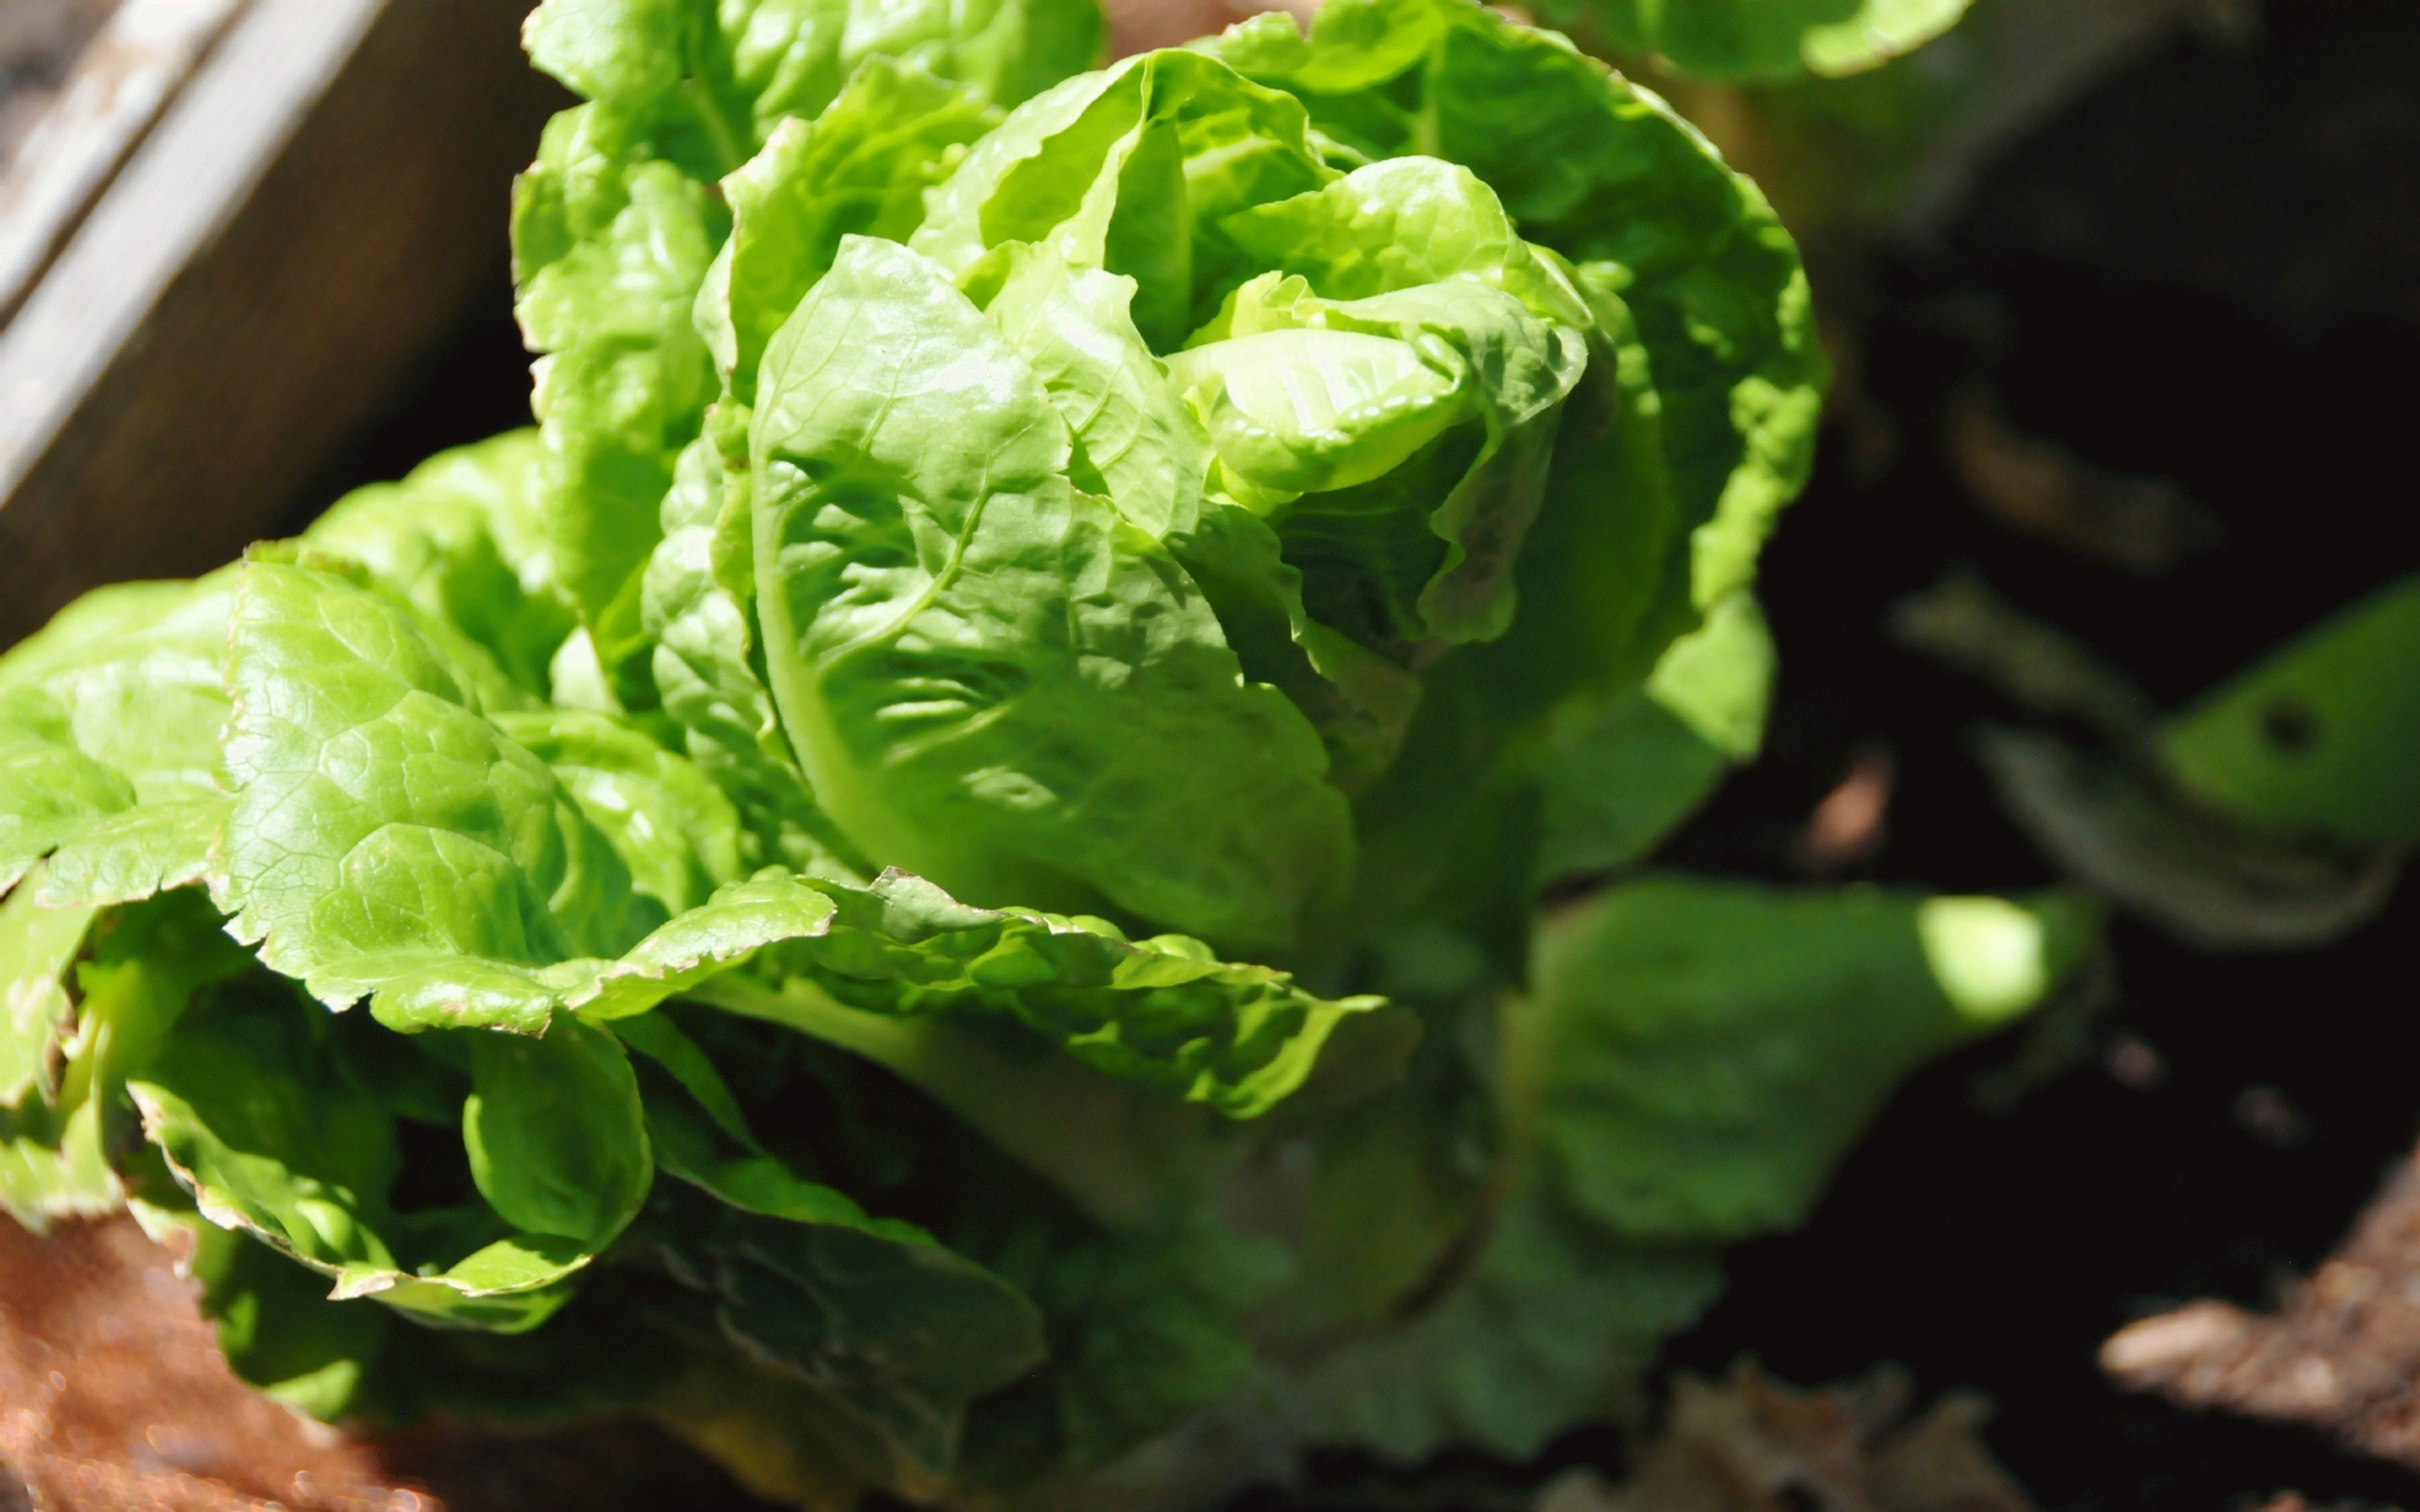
[0,0,563,646]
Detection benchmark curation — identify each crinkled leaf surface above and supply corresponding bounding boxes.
[0,573,236,906]
[749,234,1349,949]
[700,57,999,404]
[684,868,1385,1121]
[910,48,1335,342]
[642,439,866,881]
[218,559,657,1008]
[514,0,1104,688]
[493,705,745,916]
[303,430,576,701]
[130,978,607,1331]
[1212,0,1824,678]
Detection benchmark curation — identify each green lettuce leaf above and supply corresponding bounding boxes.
[526,0,1099,153]
[749,233,1350,948]
[1212,0,1825,681]
[642,439,866,881]
[217,556,660,1009]
[1558,0,1976,80]
[0,572,236,906]
[1525,589,1774,885]
[699,57,999,406]
[910,48,1335,346]
[1283,1190,1722,1461]
[302,429,577,701]
[491,705,745,917]
[515,119,724,688]
[514,0,1104,695]
[3,890,251,1230]
[1514,876,2095,1240]
[2159,572,2420,848]
[633,1176,1048,1489]
[129,981,626,1331]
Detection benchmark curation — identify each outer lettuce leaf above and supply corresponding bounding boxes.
[1525,589,1774,885]
[1283,1192,1722,1460]
[463,1013,654,1246]
[0,572,236,906]
[2,890,251,1230]
[1261,873,2090,1466]
[1514,876,2094,1240]
[2159,572,2420,848]
[634,1176,1049,1490]
[129,981,634,1331]
[1212,0,1825,684]
[217,558,661,1009]
[682,868,1386,1123]
[1560,0,1976,80]
[302,430,577,701]
[180,1216,392,1418]
[749,234,1350,949]
[1,877,97,1110]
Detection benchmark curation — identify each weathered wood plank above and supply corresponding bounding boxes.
[0,0,245,326]
[0,0,561,645]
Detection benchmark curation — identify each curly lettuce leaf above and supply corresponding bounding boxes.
[3,890,251,1230]
[1212,0,1825,684]
[1174,242,1588,648]
[911,48,1336,345]
[217,557,661,1008]
[491,706,746,917]
[514,0,1104,694]
[129,982,636,1331]
[749,234,1350,948]
[699,57,1000,406]
[515,123,724,689]
[678,868,1386,1123]
[302,430,577,702]
[525,0,1099,152]
[0,573,236,906]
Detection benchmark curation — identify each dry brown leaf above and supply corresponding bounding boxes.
[1533,1362,2034,1512]
[2104,1141,2420,1470]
